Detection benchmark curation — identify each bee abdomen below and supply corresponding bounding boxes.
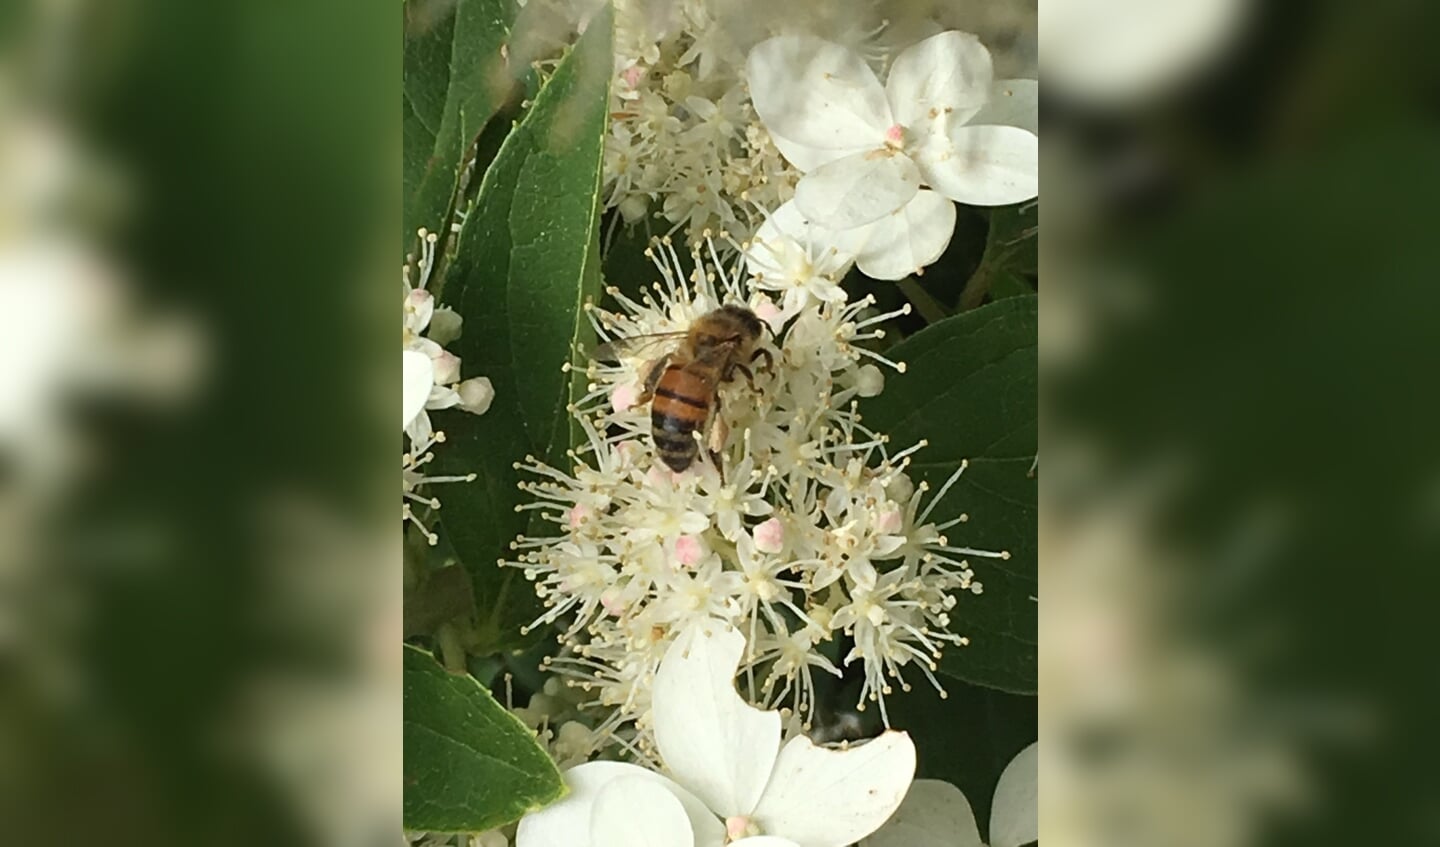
[650,369,711,471]
[651,410,698,469]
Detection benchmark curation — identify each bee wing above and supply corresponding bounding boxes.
[591,331,686,363]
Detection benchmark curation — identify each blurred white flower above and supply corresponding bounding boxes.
[746,31,1038,278]
[517,623,915,847]
[1042,0,1245,105]
[861,743,1037,847]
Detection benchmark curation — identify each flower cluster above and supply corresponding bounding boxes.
[402,228,495,544]
[504,230,1007,743]
[568,0,911,241]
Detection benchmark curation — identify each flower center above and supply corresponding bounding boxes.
[884,123,906,149]
[725,815,760,841]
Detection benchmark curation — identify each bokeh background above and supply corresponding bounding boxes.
[0,1,395,844]
[1042,1,1439,845]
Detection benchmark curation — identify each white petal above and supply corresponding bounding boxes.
[754,199,867,260]
[917,125,1038,207]
[750,731,916,847]
[859,780,982,847]
[746,36,891,164]
[402,350,434,428]
[591,777,694,847]
[970,79,1039,135]
[732,839,801,847]
[795,151,921,230]
[768,133,870,174]
[653,622,781,819]
[746,200,866,286]
[853,191,956,280]
[405,288,434,333]
[989,743,1038,847]
[885,31,993,131]
[517,761,724,847]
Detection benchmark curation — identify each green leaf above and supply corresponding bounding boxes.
[403,0,518,251]
[865,296,1037,693]
[430,8,612,654]
[403,644,565,831]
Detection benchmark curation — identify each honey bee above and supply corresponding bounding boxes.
[596,304,775,473]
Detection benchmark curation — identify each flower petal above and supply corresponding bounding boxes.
[970,79,1039,135]
[859,779,982,847]
[746,35,891,166]
[750,731,916,847]
[916,124,1038,207]
[853,190,956,280]
[753,199,868,263]
[732,839,801,847]
[795,151,921,230]
[591,777,694,847]
[989,742,1038,847]
[402,350,434,429]
[885,31,993,131]
[654,621,781,819]
[516,761,725,847]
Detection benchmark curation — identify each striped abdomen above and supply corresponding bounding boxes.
[650,365,713,471]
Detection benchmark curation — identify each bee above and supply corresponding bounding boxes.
[596,304,775,473]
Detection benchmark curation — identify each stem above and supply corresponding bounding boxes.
[959,265,992,311]
[898,276,949,324]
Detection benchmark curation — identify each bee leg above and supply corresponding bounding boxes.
[729,362,761,393]
[635,354,671,405]
[750,347,776,377]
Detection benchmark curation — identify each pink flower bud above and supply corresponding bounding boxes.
[675,534,703,567]
[753,517,784,554]
[611,381,640,412]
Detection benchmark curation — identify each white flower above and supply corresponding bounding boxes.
[746,31,1038,279]
[743,199,864,318]
[517,622,916,847]
[861,742,1037,847]
[400,228,492,543]
[401,228,495,441]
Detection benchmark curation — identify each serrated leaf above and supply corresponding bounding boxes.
[403,645,565,831]
[865,296,1037,693]
[429,8,611,654]
[403,0,517,250]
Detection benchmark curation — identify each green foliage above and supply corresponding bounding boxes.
[865,296,1038,693]
[403,0,518,251]
[403,645,565,832]
[427,6,612,655]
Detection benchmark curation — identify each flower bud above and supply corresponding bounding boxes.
[458,376,495,415]
[427,306,463,345]
[431,350,461,385]
[619,194,649,223]
[753,517,784,554]
[855,364,885,397]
